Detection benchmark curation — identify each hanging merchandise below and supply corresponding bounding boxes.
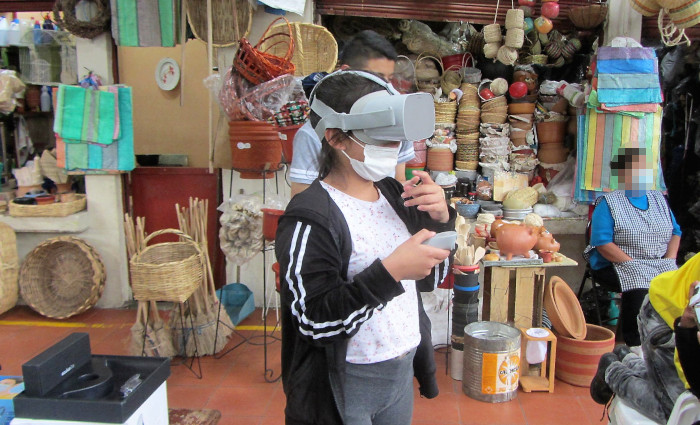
[53,0,111,39]
[233,17,296,85]
[259,22,338,76]
[110,0,180,47]
[569,3,609,28]
[54,85,135,171]
[399,19,463,57]
[186,0,252,47]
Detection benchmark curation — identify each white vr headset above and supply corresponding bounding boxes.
[309,70,435,145]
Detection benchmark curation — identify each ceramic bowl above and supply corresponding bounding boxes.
[544,276,587,340]
[456,202,480,219]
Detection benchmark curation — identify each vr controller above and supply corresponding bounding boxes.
[421,231,457,250]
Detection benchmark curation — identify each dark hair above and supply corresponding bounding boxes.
[339,30,397,69]
[610,147,647,171]
[309,72,387,179]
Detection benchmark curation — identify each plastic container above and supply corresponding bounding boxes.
[463,321,521,402]
[555,324,615,386]
[40,86,51,112]
[7,19,19,46]
[0,17,9,47]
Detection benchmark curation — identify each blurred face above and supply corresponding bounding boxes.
[341,58,396,81]
[363,58,396,81]
[613,152,654,194]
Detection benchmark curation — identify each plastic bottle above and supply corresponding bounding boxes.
[32,19,42,45]
[7,18,19,46]
[18,19,32,46]
[607,292,619,325]
[40,86,51,112]
[0,17,8,47]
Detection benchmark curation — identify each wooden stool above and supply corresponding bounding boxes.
[482,266,546,329]
[518,327,557,393]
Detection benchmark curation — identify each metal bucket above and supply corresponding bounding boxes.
[463,321,521,403]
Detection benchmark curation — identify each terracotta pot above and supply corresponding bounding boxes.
[261,208,284,241]
[556,324,615,386]
[510,120,533,131]
[536,121,567,144]
[534,230,561,252]
[277,124,303,163]
[427,147,454,171]
[537,143,569,163]
[539,250,553,263]
[406,140,428,166]
[229,121,282,179]
[495,223,538,260]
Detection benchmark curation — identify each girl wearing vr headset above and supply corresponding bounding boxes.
[275,70,455,425]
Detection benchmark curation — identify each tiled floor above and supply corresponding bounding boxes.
[0,306,610,425]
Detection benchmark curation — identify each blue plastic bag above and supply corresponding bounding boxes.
[216,283,255,326]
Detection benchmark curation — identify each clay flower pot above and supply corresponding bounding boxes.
[229,120,282,179]
[537,143,569,163]
[427,147,455,171]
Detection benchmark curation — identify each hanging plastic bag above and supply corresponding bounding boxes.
[218,194,264,266]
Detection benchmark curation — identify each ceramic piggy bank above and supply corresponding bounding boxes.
[535,230,561,253]
[495,223,539,260]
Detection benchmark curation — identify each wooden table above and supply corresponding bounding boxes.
[481,254,578,329]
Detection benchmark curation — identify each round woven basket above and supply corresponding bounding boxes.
[668,0,700,28]
[187,0,253,47]
[0,223,18,315]
[482,96,508,110]
[130,229,205,303]
[19,237,105,319]
[259,22,338,76]
[628,0,661,15]
[569,3,610,27]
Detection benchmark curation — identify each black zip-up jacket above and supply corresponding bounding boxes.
[275,178,456,425]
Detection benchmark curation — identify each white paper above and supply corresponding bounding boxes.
[257,0,305,16]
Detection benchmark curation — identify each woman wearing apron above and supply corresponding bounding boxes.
[584,147,681,346]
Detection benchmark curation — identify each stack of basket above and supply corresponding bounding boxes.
[480,96,508,125]
[435,98,458,124]
[479,121,511,180]
[508,100,538,178]
[455,83,481,171]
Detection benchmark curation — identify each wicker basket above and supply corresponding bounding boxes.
[9,194,86,217]
[668,0,700,28]
[628,0,661,15]
[130,229,204,303]
[259,22,338,76]
[0,223,18,315]
[568,4,609,27]
[233,17,296,85]
[19,237,105,319]
[187,0,253,47]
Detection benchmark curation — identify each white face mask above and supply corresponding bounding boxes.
[342,134,399,182]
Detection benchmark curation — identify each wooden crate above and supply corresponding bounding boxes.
[482,266,546,329]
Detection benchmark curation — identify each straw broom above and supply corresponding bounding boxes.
[170,198,226,356]
[124,213,176,357]
[193,198,234,352]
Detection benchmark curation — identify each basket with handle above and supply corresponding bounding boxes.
[19,236,105,319]
[233,17,296,85]
[130,228,205,303]
[259,22,338,76]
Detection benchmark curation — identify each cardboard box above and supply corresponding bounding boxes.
[0,376,25,425]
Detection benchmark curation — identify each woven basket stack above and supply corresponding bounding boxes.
[435,99,458,124]
[455,83,480,170]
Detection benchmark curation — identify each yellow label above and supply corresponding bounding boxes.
[481,350,521,394]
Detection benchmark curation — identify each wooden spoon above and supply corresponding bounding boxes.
[474,246,486,264]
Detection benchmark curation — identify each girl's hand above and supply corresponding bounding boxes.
[382,229,450,281]
[401,170,449,223]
